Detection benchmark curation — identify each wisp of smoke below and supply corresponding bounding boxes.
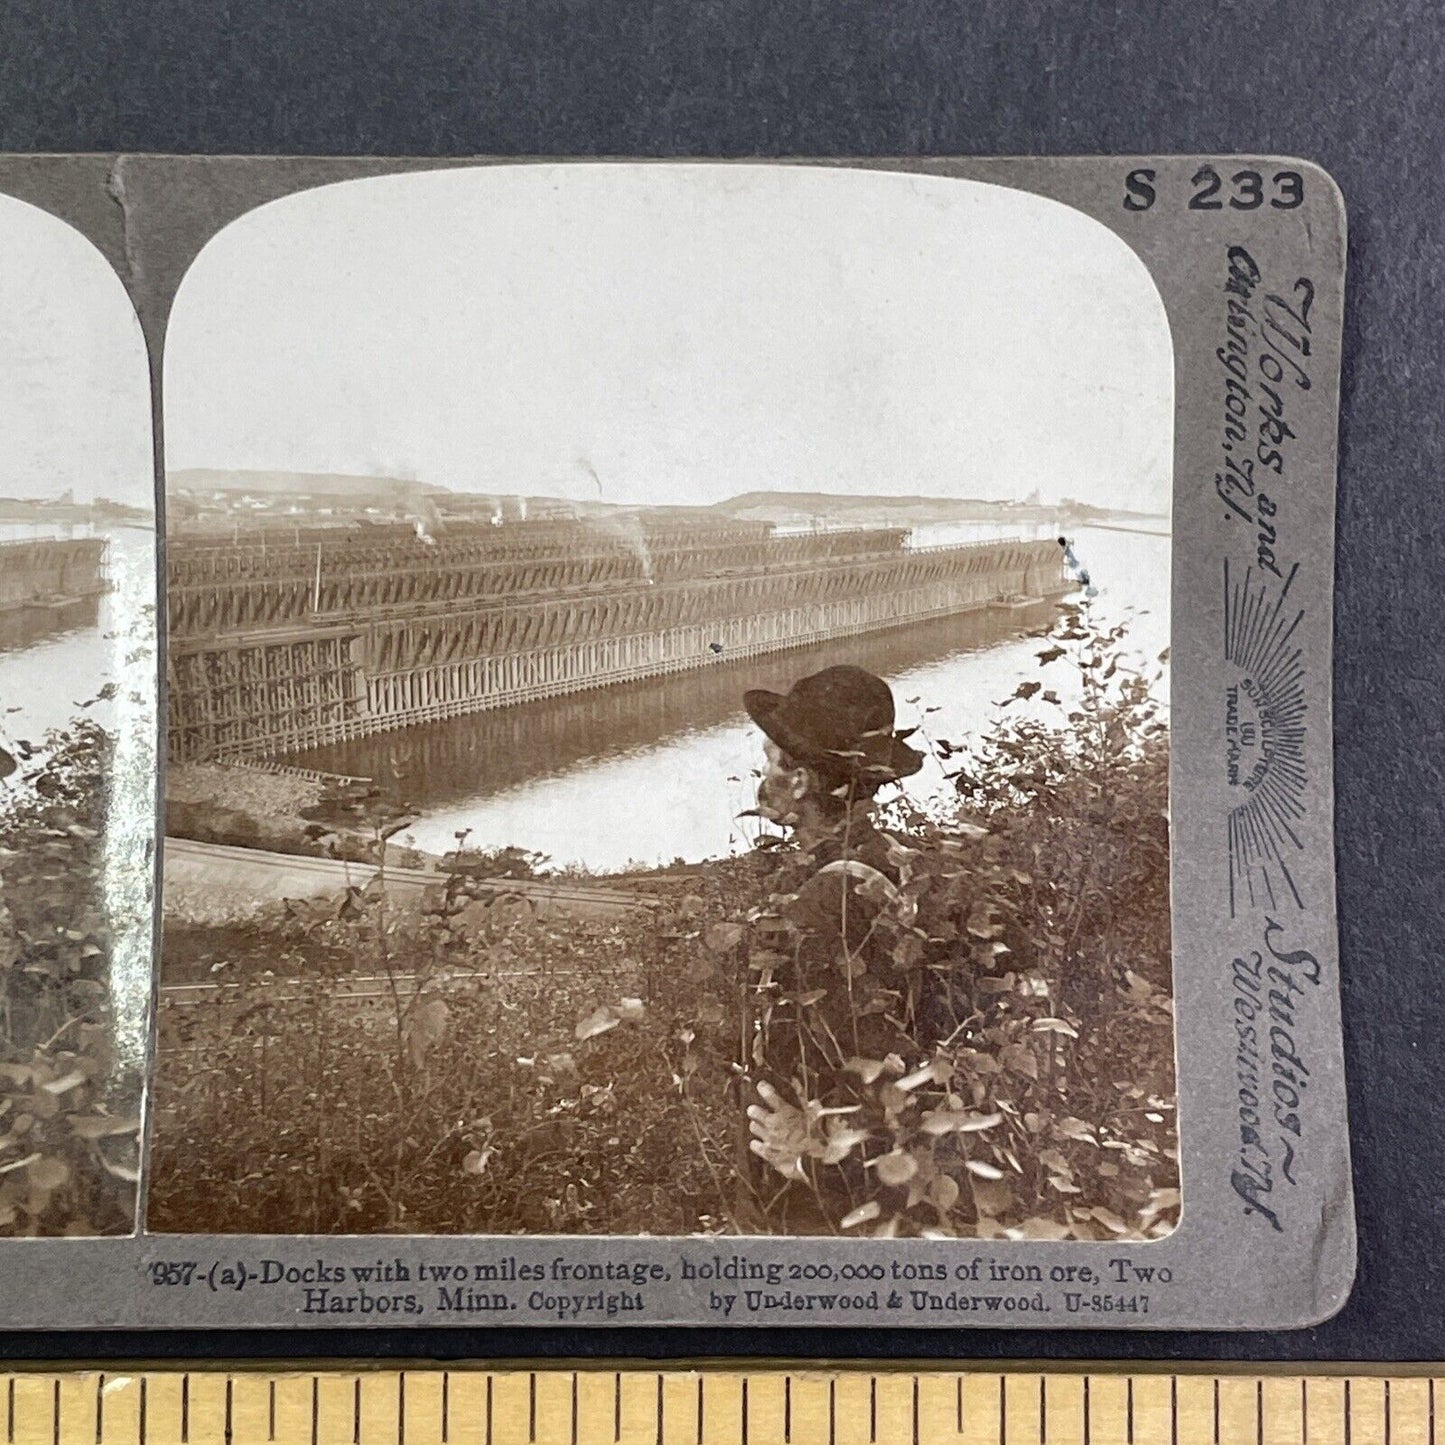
[402,490,441,547]
[572,461,655,584]
[593,509,655,584]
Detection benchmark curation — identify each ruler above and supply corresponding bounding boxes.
[0,1367,1431,1445]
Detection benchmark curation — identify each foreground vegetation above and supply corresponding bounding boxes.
[149,607,1178,1240]
[0,721,140,1235]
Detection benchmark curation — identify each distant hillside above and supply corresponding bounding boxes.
[719,490,990,515]
[0,495,150,523]
[169,469,448,498]
[714,490,1166,526]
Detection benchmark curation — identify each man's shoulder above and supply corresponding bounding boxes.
[782,853,900,937]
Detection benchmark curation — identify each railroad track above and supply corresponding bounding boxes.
[163,837,655,921]
[158,966,567,1008]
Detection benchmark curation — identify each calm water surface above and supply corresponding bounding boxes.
[0,523,155,742]
[299,524,1168,874]
[0,521,157,1066]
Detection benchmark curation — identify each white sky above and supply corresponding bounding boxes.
[167,164,1173,515]
[0,195,153,507]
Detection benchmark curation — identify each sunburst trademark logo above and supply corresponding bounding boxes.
[1224,560,1308,915]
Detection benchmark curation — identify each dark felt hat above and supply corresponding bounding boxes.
[743,664,925,786]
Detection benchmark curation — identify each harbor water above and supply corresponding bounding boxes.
[0,521,157,1067]
[0,523,155,745]
[297,524,1169,874]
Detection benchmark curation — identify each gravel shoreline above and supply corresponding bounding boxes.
[166,760,322,818]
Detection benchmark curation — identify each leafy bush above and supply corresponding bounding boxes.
[741,603,1177,1238]
[149,871,744,1234]
[0,721,140,1235]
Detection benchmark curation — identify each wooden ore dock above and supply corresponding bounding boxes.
[0,536,108,614]
[165,516,1070,762]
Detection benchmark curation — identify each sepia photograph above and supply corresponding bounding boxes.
[149,163,1178,1243]
[0,195,154,1235]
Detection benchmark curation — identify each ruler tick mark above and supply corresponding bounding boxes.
[182,1375,190,1444]
[52,1380,59,1445]
[352,1378,361,1445]
[741,1380,749,1445]
[785,1376,792,1443]
[485,1377,492,1445]
[530,1374,537,1444]
[310,1378,318,1445]
[7,1374,13,1444]
[695,1377,703,1445]
[269,1381,277,1442]
[571,1374,579,1445]
[654,1375,662,1445]
[95,1376,103,1445]
[614,1374,621,1444]
[139,1379,147,1445]
[829,1380,836,1445]
[870,1377,876,1443]
[440,1373,448,1445]
[999,1376,1006,1445]
[1041,1376,1048,1445]
[225,1378,234,1445]
[398,1374,405,1445]
[912,1377,919,1445]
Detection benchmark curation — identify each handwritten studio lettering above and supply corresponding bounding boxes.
[1214,246,1314,579]
[1229,918,1322,1231]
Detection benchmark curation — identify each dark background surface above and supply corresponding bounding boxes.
[0,0,1440,1365]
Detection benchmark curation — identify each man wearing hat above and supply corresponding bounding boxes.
[739,665,932,1214]
[744,663,924,852]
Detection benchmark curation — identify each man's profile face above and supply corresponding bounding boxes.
[757,738,807,824]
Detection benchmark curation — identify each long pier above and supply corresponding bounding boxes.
[0,536,107,614]
[167,517,1069,762]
